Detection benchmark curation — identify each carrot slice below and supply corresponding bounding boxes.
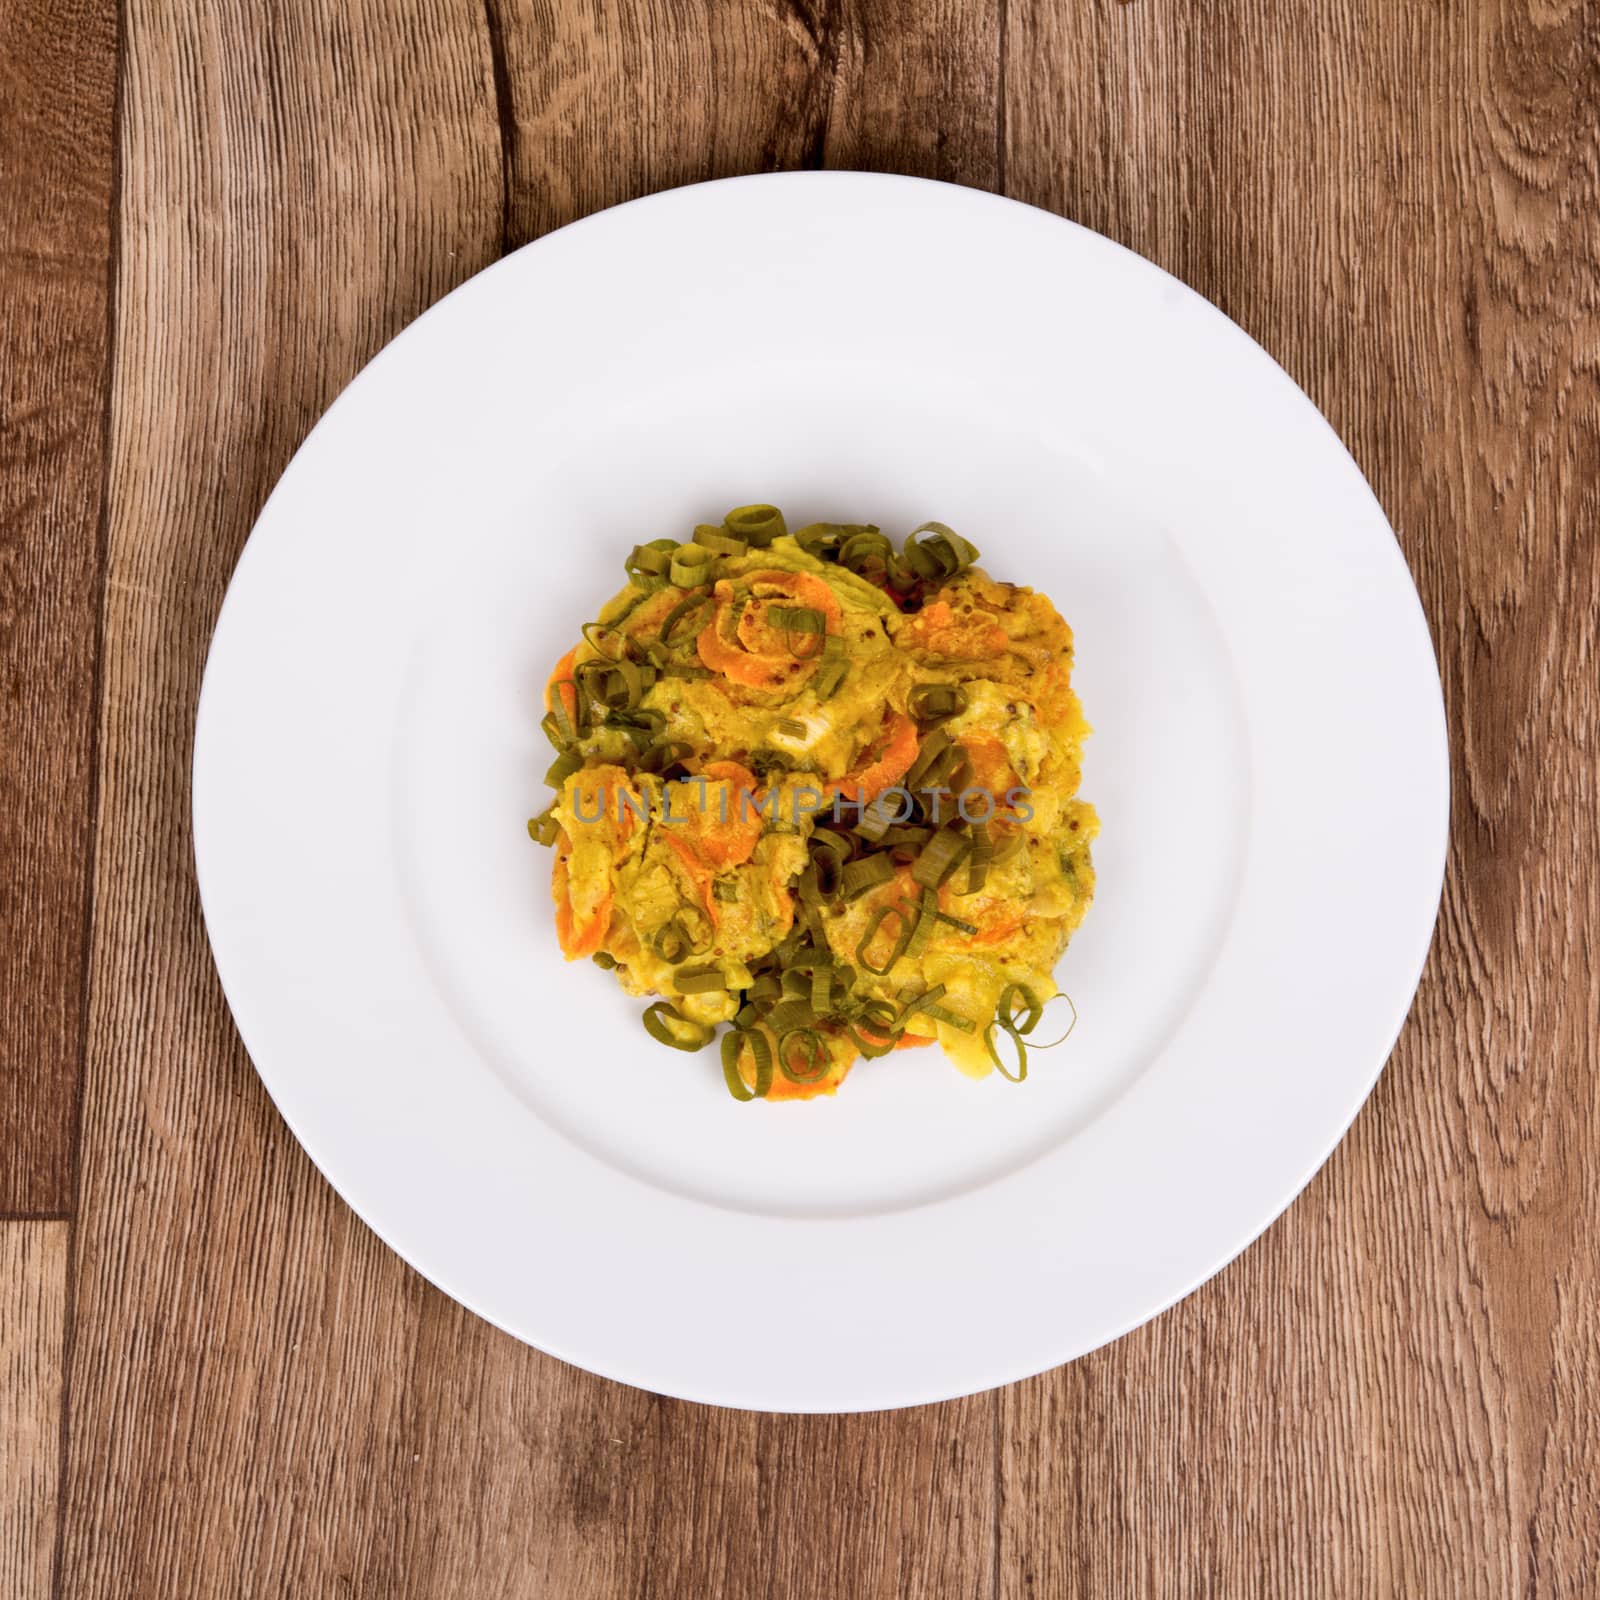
[902,598,1008,658]
[697,571,843,688]
[551,832,612,959]
[544,645,580,724]
[826,712,919,804]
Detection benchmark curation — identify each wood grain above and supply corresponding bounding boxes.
[0,0,118,1215]
[0,1223,69,1599]
[489,0,1000,249]
[56,0,1004,1594]
[1001,1,1600,1595]
[0,0,1592,1593]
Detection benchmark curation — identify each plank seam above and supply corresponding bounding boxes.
[481,0,515,255]
[991,1389,1002,1598]
[995,0,1007,195]
[51,0,126,1586]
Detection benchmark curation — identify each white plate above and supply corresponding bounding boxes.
[194,173,1448,1412]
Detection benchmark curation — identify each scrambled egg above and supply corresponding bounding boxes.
[541,520,1097,1099]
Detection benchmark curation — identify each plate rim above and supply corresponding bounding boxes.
[193,170,1450,1411]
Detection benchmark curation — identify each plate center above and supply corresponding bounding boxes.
[393,385,1248,1217]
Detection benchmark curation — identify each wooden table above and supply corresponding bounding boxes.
[3,1,1597,1593]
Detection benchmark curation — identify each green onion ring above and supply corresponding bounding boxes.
[544,750,583,789]
[626,542,674,580]
[692,523,747,556]
[777,1028,832,1083]
[912,828,970,890]
[722,1027,774,1100]
[659,586,714,645]
[766,998,816,1034]
[983,1020,1028,1082]
[903,891,938,959]
[723,504,786,547]
[840,853,895,900]
[856,905,912,976]
[1024,992,1079,1050]
[669,544,717,587]
[675,964,727,995]
[642,1001,714,1052]
[909,682,969,723]
[997,982,1044,1036]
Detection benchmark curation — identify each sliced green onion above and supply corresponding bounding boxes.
[997,982,1044,1036]
[902,522,980,581]
[675,964,727,995]
[655,911,712,962]
[904,727,949,791]
[693,523,747,557]
[604,707,666,752]
[919,1002,976,1033]
[670,544,717,587]
[894,982,946,1029]
[880,824,933,848]
[581,620,622,660]
[1024,992,1078,1050]
[659,587,713,645]
[815,657,849,699]
[929,907,979,937]
[545,750,583,789]
[592,950,617,969]
[722,1027,774,1101]
[642,1001,714,1052]
[768,605,826,658]
[983,1020,1028,1082]
[991,824,1027,865]
[774,716,807,739]
[962,822,993,894]
[856,905,912,976]
[853,793,902,844]
[527,809,561,847]
[713,878,741,903]
[838,528,892,577]
[770,606,825,634]
[723,504,786,548]
[639,739,695,775]
[912,828,970,890]
[903,891,938,959]
[809,963,838,1015]
[767,998,815,1034]
[909,682,969,724]
[582,655,645,710]
[744,972,781,1004]
[777,1028,832,1083]
[626,542,674,580]
[840,853,895,900]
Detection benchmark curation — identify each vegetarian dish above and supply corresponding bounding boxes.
[529,506,1097,1101]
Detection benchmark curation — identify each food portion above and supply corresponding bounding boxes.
[528,507,1098,1101]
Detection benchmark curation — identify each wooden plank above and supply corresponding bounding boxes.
[56,0,506,1590]
[489,0,1001,248]
[60,1,1007,1594]
[0,0,118,1215]
[1000,1,1600,1594]
[0,1222,70,1599]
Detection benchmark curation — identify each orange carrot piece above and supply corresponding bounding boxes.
[551,835,612,959]
[826,712,919,803]
[545,645,580,724]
